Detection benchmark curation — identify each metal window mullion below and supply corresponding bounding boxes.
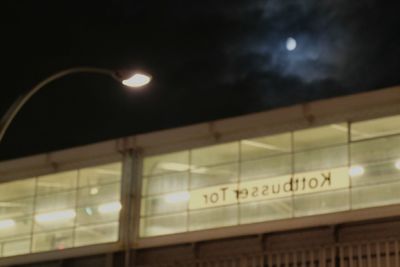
[29,177,39,253]
[237,141,241,226]
[128,150,143,250]
[119,152,132,246]
[187,149,192,232]
[71,170,80,247]
[348,121,353,211]
[290,131,295,219]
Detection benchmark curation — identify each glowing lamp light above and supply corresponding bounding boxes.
[349,166,365,177]
[395,160,400,170]
[35,210,76,223]
[165,191,190,203]
[98,202,122,214]
[122,73,151,88]
[0,219,16,229]
[90,187,99,195]
[85,207,94,216]
[159,162,208,174]
[160,162,189,172]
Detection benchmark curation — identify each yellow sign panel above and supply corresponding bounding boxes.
[189,167,349,210]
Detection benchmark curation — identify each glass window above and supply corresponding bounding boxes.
[188,205,238,231]
[78,162,122,187]
[140,213,187,237]
[37,171,77,195]
[34,210,75,233]
[190,163,238,189]
[0,216,32,239]
[0,179,35,201]
[239,198,292,224]
[241,154,292,181]
[74,222,119,247]
[351,114,400,141]
[241,133,291,161]
[293,190,349,217]
[141,194,188,216]
[0,197,34,220]
[142,172,188,196]
[77,182,120,207]
[350,160,400,187]
[351,181,400,209]
[76,205,120,226]
[294,124,348,151]
[1,236,31,257]
[351,135,400,164]
[140,115,400,238]
[191,142,239,166]
[143,151,189,177]
[32,229,73,252]
[35,191,76,213]
[294,145,348,173]
[0,161,122,258]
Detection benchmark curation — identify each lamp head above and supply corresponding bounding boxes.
[113,70,152,88]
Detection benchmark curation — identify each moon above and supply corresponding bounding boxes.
[286,37,297,51]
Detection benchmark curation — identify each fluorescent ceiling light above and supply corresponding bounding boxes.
[159,163,207,174]
[159,162,189,171]
[37,182,72,189]
[0,219,16,229]
[35,209,76,223]
[94,169,121,175]
[349,166,365,177]
[329,124,348,132]
[395,160,400,170]
[242,140,288,152]
[0,202,26,208]
[90,187,99,195]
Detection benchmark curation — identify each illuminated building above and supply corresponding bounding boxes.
[0,86,400,266]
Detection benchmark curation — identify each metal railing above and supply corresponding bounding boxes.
[137,238,400,267]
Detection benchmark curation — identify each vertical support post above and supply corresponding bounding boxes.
[119,149,142,267]
[376,242,381,267]
[320,246,326,267]
[349,244,354,267]
[130,149,144,267]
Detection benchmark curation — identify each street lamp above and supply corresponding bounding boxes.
[0,67,151,143]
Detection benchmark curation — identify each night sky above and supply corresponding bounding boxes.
[1,1,400,160]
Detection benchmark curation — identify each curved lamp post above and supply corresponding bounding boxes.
[0,67,151,143]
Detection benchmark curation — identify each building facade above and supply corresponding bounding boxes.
[0,86,400,267]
